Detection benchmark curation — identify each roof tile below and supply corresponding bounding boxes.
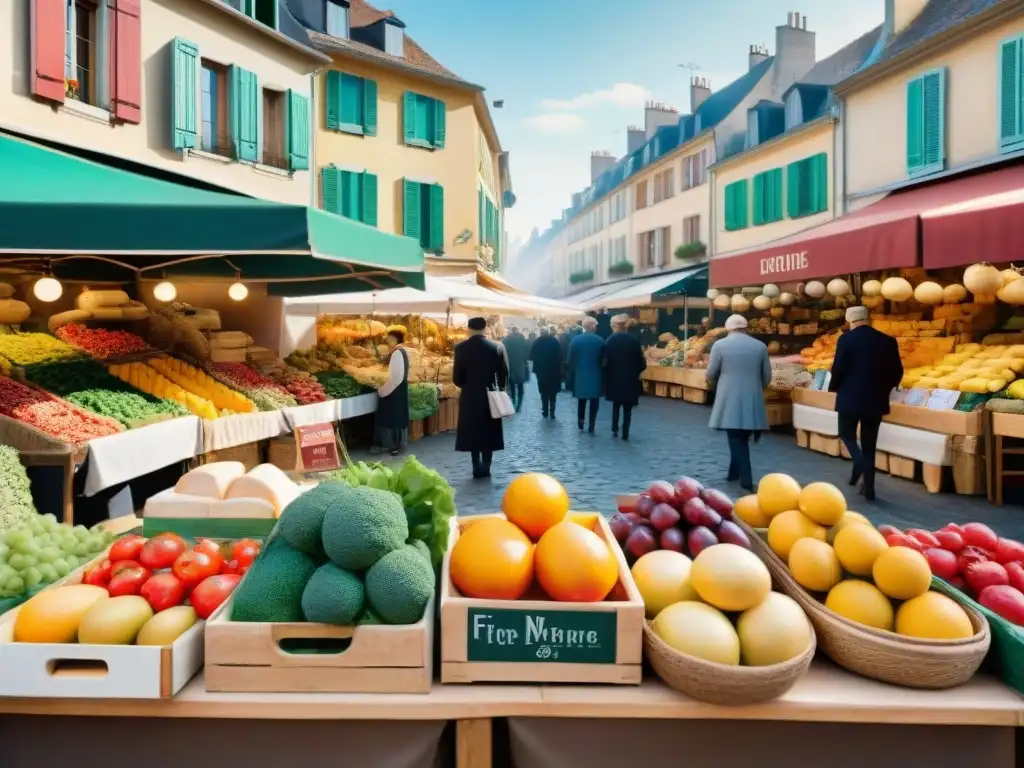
[875,0,1007,65]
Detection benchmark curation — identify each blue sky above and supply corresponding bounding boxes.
[382,0,885,243]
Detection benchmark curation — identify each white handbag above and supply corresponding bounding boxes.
[487,377,515,419]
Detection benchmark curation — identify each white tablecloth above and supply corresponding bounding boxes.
[83,416,203,496]
[339,393,378,420]
[202,411,287,452]
[282,400,342,429]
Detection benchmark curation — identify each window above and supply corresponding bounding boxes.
[723,179,749,231]
[635,180,649,210]
[403,92,446,149]
[326,71,377,136]
[326,1,349,38]
[244,0,278,30]
[261,88,286,169]
[683,216,701,245]
[639,227,670,269]
[200,61,229,155]
[682,149,708,190]
[653,169,674,204]
[1000,36,1024,152]
[321,167,378,226]
[403,179,444,252]
[906,68,946,178]
[786,154,829,218]
[746,110,760,149]
[385,22,404,56]
[785,90,803,130]
[752,168,784,225]
[65,0,107,107]
[610,192,627,224]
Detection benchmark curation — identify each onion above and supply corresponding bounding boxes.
[943,283,967,304]
[913,281,944,305]
[862,279,882,297]
[762,283,780,298]
[778,292,796,306]
[963,263,1003,295]
[805,280,826,298]
[706,288,720,300]
[752,295,772,310]
[881,277,913,302]
[826,278,850,297]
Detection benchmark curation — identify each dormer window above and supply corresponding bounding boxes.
[747,110,760,149]
[384,20,404,56]
[243,0,278,30]
[326,0,349,38]
[785,90,803,130]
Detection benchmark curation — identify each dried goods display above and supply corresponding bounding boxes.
[56,324,151,359]
[208,362,298,411]
[647,329,726,369]
[255,359,331,404]
[0,332,79,366]
[0,377,121,444]
[0,446,38,533]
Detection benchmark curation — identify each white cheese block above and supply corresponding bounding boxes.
[225,463,299,516]
[175,461,246,500]
[210,497,276,519]
[143,488,214,519]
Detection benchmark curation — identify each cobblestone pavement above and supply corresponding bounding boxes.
[353,388,1024,538]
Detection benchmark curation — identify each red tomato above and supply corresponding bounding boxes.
[940,523,965,534]
[82,559,113,587]
[1006,561,1024,593]
[934,529,965,553]
[877,524,901,538]
[231,539,261,568]
[995,538,1024,564]
[958,546,991,575]
[965,561,1009,596]
[173,550,220,588]
[219,559,240,575]
[923,547,960,580]
[946,575,966,590]
[189,574,242,619]
[108,567,150,597]
[110,559,145,577]
[907,529,940,549]
[140,572,186,612]
[194,538,224,562]
[139,534,188,571]
[108,535,146,563]
[885,532,924,552]
[962,522,999,552]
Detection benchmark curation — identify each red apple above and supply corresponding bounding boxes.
[923,548,959,580]
[647,481,677,506]
[885,533,923,552]
[634,495,655,519]
[701,488,734,520]
[878,524,901,538]
[673,476,704,505]
[1006,561,1024,593]
[659,527,686,553]
[625,526,658,559]
[608,514,632,544]
[964,561,1009,596]
[958,546,992,575]
[979,585,1024,626]
[906,529,940,549]
[995,538,1024,565]
[717,521,750,549]
[962,522,999,552]
[686,526,719,558]
[934,529,965,553]
[682,498,722,528]
[650,503,681,532]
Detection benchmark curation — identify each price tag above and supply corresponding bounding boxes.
[295,423,341,473]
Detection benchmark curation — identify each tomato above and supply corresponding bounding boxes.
[189,574,242,619]
[940,523,965,534]
[219,559,240,575]
[934,529,965,553]
[82,559,113,587]
[885,532,924,552]
[995,538,1024,564]
[108,567,150,597]
[140,572,186,612]
[108,535,146,563]
[958,545,991,574]
[139,534,188,571]
[923,547,959,580]
[110,559,145,577]
[962,523,999,552]
[194,538,224,562]
[173,550,220,588]
[231,539,261,568]
[877,524,901,538]
[907,529,940,549]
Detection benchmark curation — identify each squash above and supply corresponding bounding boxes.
[959,378,990,394]
[89,307,126,321]
[881,277,913,302]
[997,278,1024,306]
[706,289,720,300]
[862,279,882,297]
[121,305,149,321]
[762,284,780,299]
[826,278,850,297]
[48,309,91,333]
[0,299,31,325]
[752,295,772,311]
[778,292,796,306]
[77,289,129,312]
[805,280,826,299]
[0,282,14,300]
[913,281,944,305]
[730,294,750,312]
[963,263,1003,295]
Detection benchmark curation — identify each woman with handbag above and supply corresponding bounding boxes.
[453,317,509,479]
[373,327,410,457]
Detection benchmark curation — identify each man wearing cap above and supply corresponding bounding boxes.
[453,316,509,479]
[829,306,903,501]
[603,314,646,440]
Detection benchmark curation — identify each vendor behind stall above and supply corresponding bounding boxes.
[374,328,409,456]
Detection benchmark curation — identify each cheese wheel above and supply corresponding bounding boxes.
[210,497,275,519]
[48,309,92,333]
[225,463,299,515]
[121,305,149,321]
[0,283,14,300]
[0,299,31,325]
[175,461,246,499]
[77,290,129,312]
[143,488,214,519]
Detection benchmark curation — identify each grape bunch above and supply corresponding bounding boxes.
[0,515,116,597]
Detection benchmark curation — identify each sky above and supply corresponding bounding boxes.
[381,0,886,243]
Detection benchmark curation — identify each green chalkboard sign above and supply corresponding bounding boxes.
[466,608,617,664]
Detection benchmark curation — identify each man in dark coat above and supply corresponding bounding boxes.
[502,325,530,413]
[604,315,646,440]
[558,327,572,390]
[454,317,508,479]
[829,306,904,501]
[529,326,562,419]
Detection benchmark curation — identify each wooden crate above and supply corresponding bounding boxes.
[424,412,439,435]
[682,387,708,404]
[204,593,434,694]
[202,440,262,471]
[875,451,890,473]
[796,429,809,449]
[668,385,684,399]
[888,455,916,480]
[440,514,644,685]
[642,380,652,395]
[766,402,792,427]
[654,382,669,398]
[267,434,298,471]
[409,419,425,442]
[809,432,841,457]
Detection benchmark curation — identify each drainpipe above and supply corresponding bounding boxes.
[838,99,848,216]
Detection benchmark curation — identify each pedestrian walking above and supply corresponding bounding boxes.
[705,315,771,491]
[604,314,646,441]
[829,306,903,501]
[502,325,530,412]
[568,317,605,433]
[558,326,572,390]
[373,328,409,457]
[530,326,562,419]
[453,317,508,479]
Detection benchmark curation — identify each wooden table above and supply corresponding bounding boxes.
[0,662,1020,767]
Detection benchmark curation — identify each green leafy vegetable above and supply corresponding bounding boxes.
[315,371,370,400]
[408,383,439,421]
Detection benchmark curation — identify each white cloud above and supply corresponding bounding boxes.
[541,83,651,112]
[522,113,586,134]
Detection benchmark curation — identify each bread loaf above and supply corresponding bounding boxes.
[77,290,129,311]
[48,309,92,332]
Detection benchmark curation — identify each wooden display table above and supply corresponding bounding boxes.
[642,367,708,403]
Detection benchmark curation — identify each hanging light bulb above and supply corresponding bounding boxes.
[153,281,177,302]
[33,277,63,303]
[228,280,249,301]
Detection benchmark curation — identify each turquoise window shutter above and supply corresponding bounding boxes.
[415,95,430,142]
[1000,37,1023,150]
[325,71,340,131]
[321,167,341,214]
[429,184,445,251]
[922,70,945,169]
[433,99,446,148]
[812,154,828,213]
[737,179,748,228]
[286,90,310,171]
[723,185,733,231]
[724,180,748,231]
[339,170,360,220]
[403,93,416,144]
[340,74,363,132]
[363,78,378,136]
[478,187,484,243]
[231,66,259,162]
[752,173,765,226]
[171,38,198,150]
[361,172,378,226]
[906,77,925,173]
[767,168,783,222]
[403,179,422,241]
[786,162,802,218]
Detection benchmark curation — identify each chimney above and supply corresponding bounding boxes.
[626,125,646,154]
[772,11,816,100]
[690,77,712,112]
[644,101,679,139]
[749,44,770,71]
[886,0,929,37]
[590,151,616,182]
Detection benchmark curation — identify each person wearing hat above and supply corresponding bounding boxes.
[568,317,606,433]
[603,314,646,440]
[502,324,530,413]
[705,314,771,491]
[530,325,562,419]
[453,316,509,479]
[829,305,903,501]
[373,327,410,457]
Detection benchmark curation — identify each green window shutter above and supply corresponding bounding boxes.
[403,93,417,144]
[922,69,945,170]
[286,90,309,171]
[478,187,484,244]
[737,180,748,228]
[230,66,259,162]
[724,180,748,231]
[786,161,802,218]
[415,95,431,142]
[360,173,378,226]
[321,167,342,214]
[767,168,783,222]
[1000,37,1023,150]
[325,71,341,131]
[429,184,445,251]
[339,170,360,220]
[811,154,828,214]
[433,99,446,148]
[906,77,925,172]
[752,173,765,226]
[363,78,378,136]
[171,38,198,150]
[403,179,422,241]
[340,74,363,133]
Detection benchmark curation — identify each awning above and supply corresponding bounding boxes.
[0,133,424,295]
[562,277,635,306]
[473,269,583,315]
[586,265,709,310]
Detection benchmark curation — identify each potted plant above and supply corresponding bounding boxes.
[569,269,595,285]
[608,260,634,277]
[675,241,707,261]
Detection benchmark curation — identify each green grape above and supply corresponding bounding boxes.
[39,547,61,564]
[73,543,89,557]
[28,519,45,536]
[0,565,16,584]
[52,559,70,578]
[0,542,8,560]
[37,563,58,584]
[5,530,31,548]
[65,555,79,569]
[59,535,78,552]
[22,567,42,588]
[15,541,41,558]
[7,554,28,571]
[73,525,90,540]
[19,555,37,569]
[41,514,59,531]
[5,576,24,595]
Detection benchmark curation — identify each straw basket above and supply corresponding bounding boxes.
[739,521,990,689]
[643,620,816,706]
[267,435,297,472]
[203,440,262,470]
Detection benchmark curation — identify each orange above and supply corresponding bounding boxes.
[535,521,618,602]
[449,518,535,600]
[501,473,570,540]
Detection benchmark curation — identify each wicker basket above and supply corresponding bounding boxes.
[643,620,816,706]
[266,435,297,472]
[739,521,991,689]
[202,440,262,470]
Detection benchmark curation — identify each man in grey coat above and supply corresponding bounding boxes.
[705,314,771,491]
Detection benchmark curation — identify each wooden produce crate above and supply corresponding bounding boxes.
[204,593,434,694]
[654,382,669,398]
[809,432,841,457]
[440,514,644,685]
[424,412,439,436]
[682,387,708,404]
[409,418,425,442]
[267,434,298,471]
[766,402,792,427]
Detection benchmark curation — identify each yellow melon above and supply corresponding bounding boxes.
[788,538,842,592]
[14,585,110,644]
[767,510,826,561]
[734,494,771,528]
[872,547,932,601]
[737,592,813,666]
[833,524,888,577]
[825,580,894,631]
[797,482,847,526]
[690,544,771,612]
[757,474,801,518]
[895,592,974,640]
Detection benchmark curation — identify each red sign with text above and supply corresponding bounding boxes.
[296,423,341,473]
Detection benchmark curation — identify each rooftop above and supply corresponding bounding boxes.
[874,0,1008,66]
[694,55,775,129]
[796,24,883,87]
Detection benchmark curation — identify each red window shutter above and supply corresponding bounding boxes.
[110,0,142,123]
[31,0,65,103]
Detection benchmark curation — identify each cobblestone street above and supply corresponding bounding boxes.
[355,388,1024,538]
